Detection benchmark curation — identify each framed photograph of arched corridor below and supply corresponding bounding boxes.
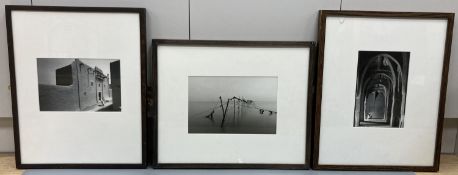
[354,51,410,128]
[313,10,454,172]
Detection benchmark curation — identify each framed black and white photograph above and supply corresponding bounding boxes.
[313,11,454,172]
[37,58,121,112]
[188,76,278,134]
[353,51,410,128]
[6,6,146,168]
[152,40,316,169]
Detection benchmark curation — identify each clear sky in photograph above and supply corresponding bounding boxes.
[188,76,278,102]
[37,58,118,85]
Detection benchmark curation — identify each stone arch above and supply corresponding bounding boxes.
[354,53,407,127]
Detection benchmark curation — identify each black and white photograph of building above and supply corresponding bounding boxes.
[354,51,410,128]
[188,76,278,134]
[37,58,121,112]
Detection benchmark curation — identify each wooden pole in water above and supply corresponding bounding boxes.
[219,96,224,115]
[233,100,236,126]
[238,100,241,125]
[239,97,243,125]
[220,97,230,128]
[219,96,225,127]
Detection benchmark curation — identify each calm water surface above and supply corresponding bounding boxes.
[188,101,277,134]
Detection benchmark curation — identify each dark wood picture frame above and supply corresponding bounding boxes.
[6,5,147,169]
[150,40,317,169]
[313,10,455,172]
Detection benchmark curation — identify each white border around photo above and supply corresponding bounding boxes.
[155,41,314,168]
[315,11,454,171]
[8,7,145,166]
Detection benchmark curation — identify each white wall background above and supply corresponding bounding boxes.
[0,0,457,154]
[0,0,30,153]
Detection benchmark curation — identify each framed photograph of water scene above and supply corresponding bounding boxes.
[6,6,147,168]
[313,10,454,172]
[152,40,316,169]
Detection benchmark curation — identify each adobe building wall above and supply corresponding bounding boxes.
[75,59,97,110]
[95,77,103,102]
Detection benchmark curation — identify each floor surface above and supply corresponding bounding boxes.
[1,153,457,175]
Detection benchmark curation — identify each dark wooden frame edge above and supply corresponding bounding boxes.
[312,10,455,172]
[5,5,148,169]
[150,39,317,169]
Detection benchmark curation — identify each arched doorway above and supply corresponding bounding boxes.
[354,51,410,128]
